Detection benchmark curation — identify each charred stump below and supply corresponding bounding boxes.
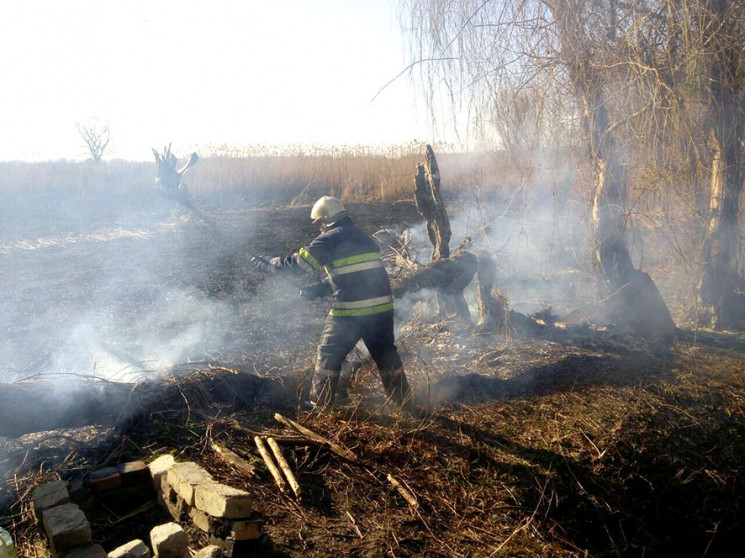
[414,145,452,261]
[413,145,472,321]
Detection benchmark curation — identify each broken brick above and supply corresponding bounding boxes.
[193,546,221,558]
[157,492,189,523]
[208,535,258,558]
[88,467,121,494]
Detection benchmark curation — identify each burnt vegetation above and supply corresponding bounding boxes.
[2,141,745,557]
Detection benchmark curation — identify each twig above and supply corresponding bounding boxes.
[387,473,419,510]
[266,437,301,498]
[274,413,357,462]
[254,436,287,493]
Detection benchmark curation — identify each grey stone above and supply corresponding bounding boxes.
[31,481,70,521]
[42,503,91,553]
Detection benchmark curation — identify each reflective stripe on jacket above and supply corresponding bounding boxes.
[267,217,394,316]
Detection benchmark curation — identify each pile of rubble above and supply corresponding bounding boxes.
[30,455,273,557]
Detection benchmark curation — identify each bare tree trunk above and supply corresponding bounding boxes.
[549,2,676,340]
[697,0,745,328]
[700,134,744,321]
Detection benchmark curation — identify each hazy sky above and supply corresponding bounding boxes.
[0,0,433,161]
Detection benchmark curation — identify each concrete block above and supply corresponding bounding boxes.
[194,482,253,519]
[167,462,213,506]
[88,467,122,494]
[148,455,175,490]
[59,543,107,558]
[107,539,151,558]
[150,522,188,558]
[194,546,221,558]
[31,481,70,521]
[118,461,151,487]
[42,503,91,553]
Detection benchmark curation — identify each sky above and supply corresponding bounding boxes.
[0,0,434,161]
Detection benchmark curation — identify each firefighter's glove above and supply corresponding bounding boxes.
[249,255,271,273]
[300,281,330,300]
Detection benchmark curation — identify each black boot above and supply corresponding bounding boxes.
[380,366,413,411]
[311,372,339,412]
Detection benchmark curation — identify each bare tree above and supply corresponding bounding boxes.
[77,119,111,162]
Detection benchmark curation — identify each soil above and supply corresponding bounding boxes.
[2,190,745,557]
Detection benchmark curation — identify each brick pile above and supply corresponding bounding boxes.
[30,456,274,558]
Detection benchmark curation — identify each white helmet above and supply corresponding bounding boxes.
[311,196,347,226]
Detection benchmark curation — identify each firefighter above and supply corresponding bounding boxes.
[249,196,412,411]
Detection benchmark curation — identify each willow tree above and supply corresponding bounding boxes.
[615,0,745,328]
[400,0,676,338]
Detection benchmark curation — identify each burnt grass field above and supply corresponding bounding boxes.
[3,187,745,557]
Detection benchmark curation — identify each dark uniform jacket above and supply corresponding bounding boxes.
[267,218,394,317]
